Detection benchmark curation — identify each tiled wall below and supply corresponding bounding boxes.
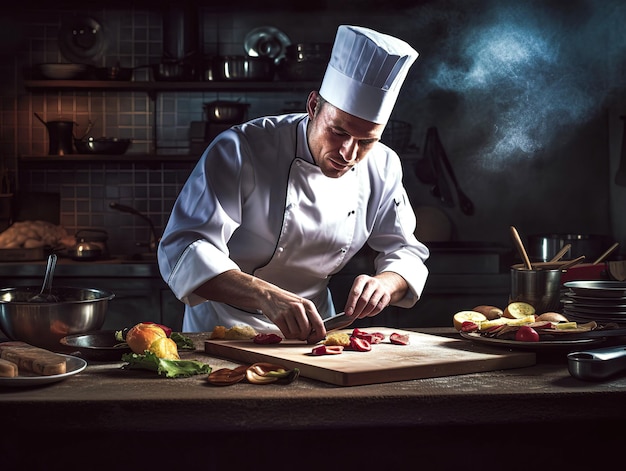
[4,5,382,254]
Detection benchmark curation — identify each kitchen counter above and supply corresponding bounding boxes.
[1,328,624,470]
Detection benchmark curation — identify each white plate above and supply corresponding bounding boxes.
[0,354,86,387]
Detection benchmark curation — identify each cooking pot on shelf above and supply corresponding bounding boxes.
[527,233,614,263]
[212,55,275,81]
[68,229,109,261]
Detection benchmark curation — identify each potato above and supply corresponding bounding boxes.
[453,311,487,331]
[503,302,536,319]
[536,312,569,323]
[472,305,503,320]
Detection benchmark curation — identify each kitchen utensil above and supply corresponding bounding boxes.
[615,116,626,186]
[557,255,586,270]
[244,26,291,63]
[0,286,114,351]
[568,345,626,381]
[59,330,132,361]
[205,328,535,386]
[549,243,571,263]
[214,55,275,81]
[422,127,454,207]
[594,242,620,265]
[203,100,250,124]
[527,233,613,263]
[34,112,76,155]
[58,16,107,65]
[510,266,562,313]
[68,228,109,261]
[276,43,331,81]
[323,312,355,332]
[74,137,131,155]
[436,132,475,215]
[28,254,58,303]
[510,226,533,270]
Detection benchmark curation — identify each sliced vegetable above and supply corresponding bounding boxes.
[245,363,300,384]
[349,336,372,352]
[390,332,410,345]
[207,365,248,386]
[351,328,385,344]
[311,345,344,355]
[253,333,283,344]
[460,321,479,332]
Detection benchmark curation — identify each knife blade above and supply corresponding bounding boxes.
[323,312,356,332]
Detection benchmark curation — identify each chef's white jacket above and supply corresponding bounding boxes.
[158,113,429,333]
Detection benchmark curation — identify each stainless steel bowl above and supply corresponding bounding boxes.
[0,286,115,351]
[203,100,250,124]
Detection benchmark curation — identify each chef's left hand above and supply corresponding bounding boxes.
[343,272,408,320]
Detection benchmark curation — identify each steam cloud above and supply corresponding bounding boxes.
[408,0,626,170]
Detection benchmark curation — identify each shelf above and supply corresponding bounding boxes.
[20,154,198,163]
[24,80,320,93]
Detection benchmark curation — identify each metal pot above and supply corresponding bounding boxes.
[68,229,109,261]
[213,56,275,81]
[203,100,250,124]
[0,286,115,351]
[527,233,614,263]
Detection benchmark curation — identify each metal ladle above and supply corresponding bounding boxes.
[29,253,59,303]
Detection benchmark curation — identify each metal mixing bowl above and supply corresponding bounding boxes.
[0,286,115,351]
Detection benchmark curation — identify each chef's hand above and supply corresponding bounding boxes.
[344,272,409,320]
[257,289,326,345]
[194,270,326,344]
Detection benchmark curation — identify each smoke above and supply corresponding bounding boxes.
[407,0,626,170]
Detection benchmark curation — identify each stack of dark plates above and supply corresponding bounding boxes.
[562,281,626,327]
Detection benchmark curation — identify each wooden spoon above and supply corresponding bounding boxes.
[510,226,533,270]
[549,244,572,263]
[593,242,619,265]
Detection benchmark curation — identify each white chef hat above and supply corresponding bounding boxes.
[319,25,419,125]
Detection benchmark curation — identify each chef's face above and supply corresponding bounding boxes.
[306,91,385,178]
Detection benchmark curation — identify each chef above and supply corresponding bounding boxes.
[158,25,429,344]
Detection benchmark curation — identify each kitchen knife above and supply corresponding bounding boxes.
[323,312,356,332]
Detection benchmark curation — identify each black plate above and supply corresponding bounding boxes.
[460,332,605,350]
[564,281,626,298]
[60,330,131,361]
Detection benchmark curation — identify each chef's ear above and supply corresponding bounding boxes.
[306,91,321,118]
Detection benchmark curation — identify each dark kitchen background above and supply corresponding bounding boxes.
[0,0,625,328]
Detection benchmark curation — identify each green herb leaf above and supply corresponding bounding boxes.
[122,351,211,378]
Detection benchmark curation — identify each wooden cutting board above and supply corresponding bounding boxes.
[204,327,536,386]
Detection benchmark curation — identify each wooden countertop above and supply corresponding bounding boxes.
[1,328,624,469]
